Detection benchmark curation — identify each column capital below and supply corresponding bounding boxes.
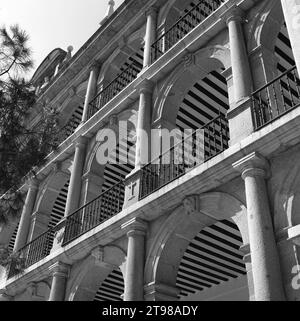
[49,261,70,278]
[233,152,270,180]
[27,177,39,190]
[90,60,101,72]
[145,6,158,18]
[75,136,88,149]
[135,78,154,95]
[220,5,246,25]
[50,160,72,176]
[122,217,148,237]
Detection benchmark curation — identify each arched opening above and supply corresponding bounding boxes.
[24,179,70,267]
[141,56,229,198]
[87,34,144,118]
[63,116,136,244]
[176,219,248,301]
[57,104,84,145]
[153,0,225,62]
[68,246,126,301]
[94,268,124,301]
[144,192,249,301]
[252,10,300,129]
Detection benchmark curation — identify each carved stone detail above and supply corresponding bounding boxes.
[182,195,200,215]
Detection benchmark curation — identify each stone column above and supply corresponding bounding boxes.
[143,7,158,68]
[135,79,153,169]
[280,1,300,74]
[225,6,253,103]
[123,218,147,301]
[64,136,88,217]
[48,262,70,301]
[13,179,39,252]
[81,62,101,122]
[233,152,286,301]
[221,5,254,145]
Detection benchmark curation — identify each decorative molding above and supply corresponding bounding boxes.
[49,261,70,278]
[121,217,148,236]
[134,78,154,94]
[75,135,89,149]
[145,6,158,18]
[232,152,270,180]
[220,4,246,25]
[182,195,200,216]
[182,52,195,69]
[90,246,105,266]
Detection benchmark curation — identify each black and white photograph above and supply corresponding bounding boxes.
[0,0,300,310]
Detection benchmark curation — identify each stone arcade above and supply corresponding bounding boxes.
[1,0,300,301]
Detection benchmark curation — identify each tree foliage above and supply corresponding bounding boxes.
[0,25,33,78]
[0,25,59,224]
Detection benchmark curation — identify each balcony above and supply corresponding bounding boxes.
[151,0,225,63]
[87,59,142,120]
[7,114,229,279]
[140,114,229,199]
[7,180,125,279]
[251,66,300,130]
[84,0,226,122]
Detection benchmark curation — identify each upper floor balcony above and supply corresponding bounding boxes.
[2,0,300,291]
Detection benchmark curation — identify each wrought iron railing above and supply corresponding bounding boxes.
[151,0,225,63]
[55,114,81,145]
[62,180,125,245]
[7,180,125,277]
[139,114,229,199]
[251,66,300,130]
[7,222,64,279]
[87,60,142,120]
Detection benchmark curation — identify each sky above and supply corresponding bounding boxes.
[0,0,124,77]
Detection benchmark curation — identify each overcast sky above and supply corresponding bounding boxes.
[0,0,124,77]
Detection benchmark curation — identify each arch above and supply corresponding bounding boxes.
[35,168,70,216]
[67,245,126,301]
[248,0,284,53]
[153,45,230,125]
[97,26,145,88]
[85,107,137,176]
[145,192,248,290]
[274,154,300,231]
[157,0,178,30]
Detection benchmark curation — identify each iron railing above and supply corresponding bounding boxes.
[7,222,64,279]
[139,114,229,199]
[55,114,81,145]
[151,0,225,63]
[251,66,300,130]
[7,180,125,277]
[62,180,125,245]
[87,60,142,120]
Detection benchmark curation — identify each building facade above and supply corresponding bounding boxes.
[0,0,300,301]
